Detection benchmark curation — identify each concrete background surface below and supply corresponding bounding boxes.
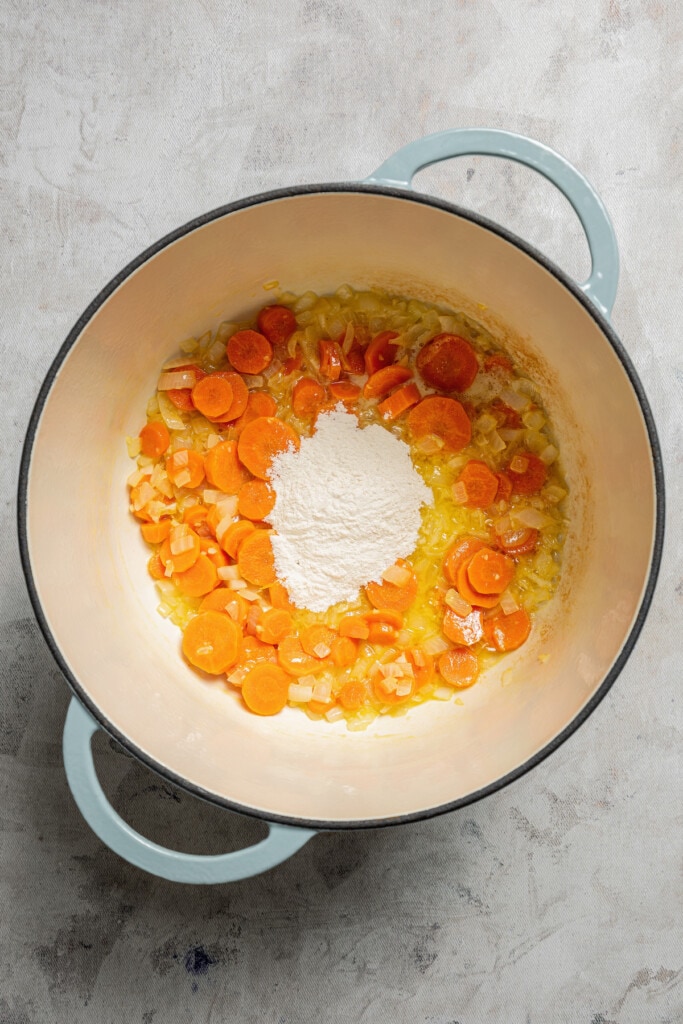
[1,2,681,1021]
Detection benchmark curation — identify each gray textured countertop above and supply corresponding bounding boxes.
[1,3,681,1022]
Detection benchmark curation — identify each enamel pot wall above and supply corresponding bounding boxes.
[18,130,664,883]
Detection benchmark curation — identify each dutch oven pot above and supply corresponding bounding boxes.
[18,130,664,883]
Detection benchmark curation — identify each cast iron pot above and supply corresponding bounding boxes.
[18,129,664,883]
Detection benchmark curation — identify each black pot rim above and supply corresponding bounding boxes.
[17,182,666,831]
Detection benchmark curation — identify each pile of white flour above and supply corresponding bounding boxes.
[266,406,432,612]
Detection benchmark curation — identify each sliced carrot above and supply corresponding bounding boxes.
[209,371,249,423]
[220,518,256,558]
[329,381,361,404]
[319,340,343,381]
[496,526,539,556]
[438,647,480,688]
[129,480,153,522]
[376,382,421,421]
[258,608,294,645]
[466,547,515,595]
[365,330,399,375]
[372,672,414,705]
[364,608,404,630]
[204,440,250,493]
[407,396,471,452]
[257,305,297,347]
[405,647,435,689]
[182,610,242,674]
[338,680,368,711]
[300,623,337,658]
[269,580,294,611]
[338,615,370,640]
[141,520,172,544]
[240,635,278,665]
[443,536,486,586]
[277,635,326,676]
[455,460,500,508]
[282,353,303,376]
[232,391,279,435]
[495,472,513,503]
[147,553,165,580]
[363,364,412,399]
[227,329,273,375]
[244,603,263,637]
[159,528,201,574]
[166,364,206,410]
[205,504,222,539]
[237,416,300,480]
[183,505,209,531]
[443,608,484,646]
[330,635,358,668]
[237,479,276,520]
[483,607,531,651]
[365,559,417,612]
[416,333,479,392]
[507,451,548,494]
[241,663,290,716]
[166,449,205,489]
[341,340,366,375]
[198,588,248,623]
[191,374,234,419]
[174,553,219,597]
[484,352,513,374]
[454,557,500,609]
[292,377,326,418]
[139,420,170,458]
[199,537,228,569]
[237,530,276,586]
[366,620,399,644]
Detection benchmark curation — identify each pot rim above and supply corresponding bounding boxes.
[17,182,666,830]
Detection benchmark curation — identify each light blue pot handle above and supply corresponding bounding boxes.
[364,128,619,319]
[63,697,316,883]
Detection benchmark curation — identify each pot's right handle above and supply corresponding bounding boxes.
[364,129,619,319]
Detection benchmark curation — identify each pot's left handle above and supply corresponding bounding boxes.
[62,698,315,884]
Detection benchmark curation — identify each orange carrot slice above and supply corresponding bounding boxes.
[330,635,358,668]
[209,371,249,423]
[240,635,278,666]
[220,518,256,558]
[407,396,471,452]
[139,421,170,458]
[277,636,326,676]
[416,333,479,392]
[300,623,337,658]
[241,663,290,715]
[237,479,276,520]
[204,440,250,493]
[198,588,248,623]
[141,520,172,544]
[237,417,300,479]
[166,364,206,410]
[237,530,276,586]
[147,553,165,580]
[191,375,234,419]
[443,608,484,646]
[258,608,294,645]
[329,381,361,404]
[199,537,228,569]
[159,528,201,574]
[443,536,486,587]
[376,382,421,420]
[364,330,399,375]
[232,391,279,436]
[319,340,343,381]
[174,553,219,597]
[363,364,412,399]
[507,451,548,494]
[257,305,297,347]
[292,377,326,418]
[466,547,515,595]
[339,615,370,640]
[455,460,500,508]
[182,610,242,674]
[496,527,539,557]
[365,559,417,612]
[454,557,500,609]
[482,608,532,651]
[269,580,294,611]
[438,647,479,688]
[227,329,273,374]
[166,449,205,489]
[495,472,513,503]
[338,680,368,711]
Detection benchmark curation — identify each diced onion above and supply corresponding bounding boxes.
[500,387,529,412]
[378,675,398,694]
[227,667,246,686]
[216,515,237,545]
[170,533,195,556]
[242,374,264,388]
[499,590,520,615]
[126,435,142,458]
[313,643,331,659]
[445,589,472,617]
[411,648,426,668]
[157,392,187,431]
[498,428,522,444]
[157,603,173,618]
[382,564,412,586]
[298,674,318,688]
[509,454,529,475]
[132,481,154,510]
[494,515,512,535]
[202,489,230,505]
[395,680,412,697]
[127,467,147,487]
[341,322,355,353]
[216,495,239,519]
[228,579,248,590]
[488,430,506,453]
[217,565,241,580]
[173,469,191,488]
[540,444,558,465]
[475,413,497,434]
[179,336,199,354]
[423,636,450,656]
[325,706,345,722]
[543,484,567,504]
[510,507,553,529]
[397,629,413,646]
[288,683,314,703]
[240,588,261,602]
[523,410,545,430]
[433,686,454,700]
[415,434,445,455]
[452,481,469,505]
[312,680,331,703]
[157,370,197,391]
[162,356,196,369]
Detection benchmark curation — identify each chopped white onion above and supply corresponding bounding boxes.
[509,454,529,475]
[312,680,331,703]
[415,434,445,455]
[170,533,195,556]
[411,648,426,668]
[423,636,450,656]
[510,507,553,529]
[179,336,199,354]
[157,370,196,391]
[242,374,264,388]
[475,413,497,434]
[325,706,345,723]
[206,433,222,450]
[132,481,155,510]
[397,629,413,646]
[228,578,248,590]
[395,680,412,697]
[162,355,197,369]
[216,515,237,545]
[452,481,469,505]
[378,675,398,694]
[500,387,530,412]
[288,683,314,703]
[341,322,355,353]
[202,488,230,505]
[540,444,558,465]
[445,589,472,617]
[498,428,523,444]
[494,515,513,535]
[240,588,261,602]
[488,430,506,454]
[433,686,454,700]
[157,392,187,431]
[227,667,246,686]
[298,674,318,688]
[499,590,520,615]
[125,435,142,458]
[217,565,240,580]
[127,467,147,488]
[543,484,567,504]
[313,643,331,659]
[523,409,545,430]
[173,469,191,489]
[216,495,239,519]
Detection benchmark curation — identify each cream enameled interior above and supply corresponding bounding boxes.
[26,192,657,824]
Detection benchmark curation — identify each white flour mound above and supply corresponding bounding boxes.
[266,406,432,612]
